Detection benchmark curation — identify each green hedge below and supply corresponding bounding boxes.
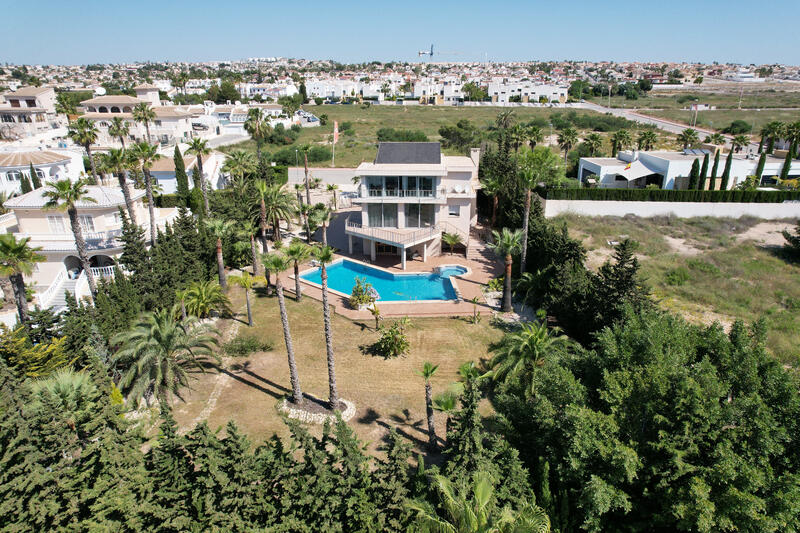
[538,187,800,203]
[154,194,183,208]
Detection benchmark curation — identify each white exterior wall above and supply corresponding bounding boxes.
[543,199,800,219]
[0,151,84,196]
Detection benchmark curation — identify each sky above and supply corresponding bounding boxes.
[3,0,799,66]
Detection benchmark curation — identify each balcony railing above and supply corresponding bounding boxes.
[362,187,439,199]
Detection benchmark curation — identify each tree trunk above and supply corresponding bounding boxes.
[259,198,268,253]
[0,277,13,311]
[198,158,210,214]
[520,189,531,273]
[273,215,282,244]
[304,212,311,245]
[250,234,259,275]
[86,144,98,184]
[321,264,338,408]
[216,238,227,289]
[276,279,303,404]
[332,190,337,210]
[294,261,301,301]
[117,171,137,224]
[304,153,311,205]
[68,206,96,295]
[245,289,253,327]
[502,255,513,312]
[322,221,328,246]
[10,273,28,325]
[491,195,498,228]
[425,381,437,450]
[145,122,151,145]
[180,299,187,321]
[144,167,157,243]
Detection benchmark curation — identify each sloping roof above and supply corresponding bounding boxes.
[375,142,441,165]
[150,155,197,172]
[4,185,145,209]
[80,95,147,106]
[614,160,661,181]
[0,151,71,168]
[4,86,52,98]
[134,83,160,90]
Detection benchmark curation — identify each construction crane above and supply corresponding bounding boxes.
[418,44,434,58]
[417,44,463,60]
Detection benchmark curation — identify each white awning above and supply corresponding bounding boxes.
[614,160,659,181]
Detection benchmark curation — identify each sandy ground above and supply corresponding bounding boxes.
[735,221,795,247]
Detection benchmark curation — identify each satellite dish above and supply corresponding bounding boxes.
[94,87,107,96]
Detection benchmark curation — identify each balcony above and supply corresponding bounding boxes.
[354,186,446,203]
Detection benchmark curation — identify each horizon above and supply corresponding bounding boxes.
[4,0,799,66]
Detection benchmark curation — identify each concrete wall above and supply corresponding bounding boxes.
[542,198,800,219]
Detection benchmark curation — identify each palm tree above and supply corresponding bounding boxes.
[509,123,526,152]
[584,133,603,155]
[488,228,522,313]
[300,145,312,205]
[480,176,501,229]
[222,149,256,184]
[495,109,515,130]
[204,218,236,289]
[517,147,562,273]
[432,390,458,438]
[310,203,332,246]
[0,234,44,324]
[526,124,544,148]
[105,148,137,224]
[130,142,161,243]
[42,179,98,295]
[637,130,659,151]
[557,127,578,162]
[299,203,313,245]
[487,320,569,398]
[262,183,296,245]
[704,132,725,145]
[183,280,231,318]
[407,471,551,533]
[108,116,130,148]
[761,121,786,154]
[237,220,261,275]
[610,129,632,156]
[244,108,271,162]
[442,232,463,255]
[187,138,212,213]
[132,102,156,144]
[261,252,304,404]
[112,307,219,406]
[677,128,700,149]
[732,134,750,153]
[314,245,340,409]
[418,361,439,450]
[285,239,311,301]
[175,288,188,320]
[67,117,99,183]
[326,183,339,210]
[228,272,265,327]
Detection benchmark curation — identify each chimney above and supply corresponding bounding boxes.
[470,147,481,167]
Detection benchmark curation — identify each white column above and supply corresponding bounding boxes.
[370,240,376,261]
[348,235,353,255]
[401,246,406,270]
[423,242,428,263]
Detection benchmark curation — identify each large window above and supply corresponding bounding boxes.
[6,170,21,182]
[47,215,66,233]
[384,176,400,196]
[366,176,383,197]
[405,204,435,228]
[79,215,95,233]
[367,204,397,228]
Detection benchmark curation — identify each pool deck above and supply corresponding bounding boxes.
[278,243,502,321]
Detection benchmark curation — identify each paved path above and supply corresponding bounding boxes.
[207,133,249,148]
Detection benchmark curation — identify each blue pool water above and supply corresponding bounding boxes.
[300,260,467,301]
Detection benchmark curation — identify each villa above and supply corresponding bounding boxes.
[345,142,480,269]
[0,86,64,140]
[0,150,84,196]
[0,185,178,313]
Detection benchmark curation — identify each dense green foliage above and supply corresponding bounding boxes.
[537,187,800,202]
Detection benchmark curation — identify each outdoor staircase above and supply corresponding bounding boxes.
[48,278,78,311]
[466,225,493,262]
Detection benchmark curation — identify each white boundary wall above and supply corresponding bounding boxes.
[542,199,800,220]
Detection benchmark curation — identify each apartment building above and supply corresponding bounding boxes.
[345,142,480,269]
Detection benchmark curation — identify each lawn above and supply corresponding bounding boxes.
[588,89,800,110]
[171,287,503,452]
[639,108,800,134]
[556,214,800,365]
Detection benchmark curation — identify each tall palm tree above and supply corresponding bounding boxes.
[584,133,603,155]
[0,234,44,324]
[310,203,332,246]
[637,130,659,151]
[495,109,515,130]
[314,245,340,409]
[285,239,311,301]
[228,271,265,327]
[187,137,212,213]
[509,123,526,152]
[677,128,700,149]
[132,102,156,144]
[67,117,99,183]
[108,116,130,149]
[105,148,137,224]
[433,390,458,439]
[237,219,261,275]
[223,149,256,184]
[262,183,296,246]
[488,228,522,313]
[299,203,313,245]
[526,124,544,148]
[732,134,750,153]
[183,280,231,318]
[300,145,312,205]
[243,108,271,162]
[42,179,98,295]
[418,361,439,450]
[130,142,161,243]
[204,218,236,289]
[261,252,304,404]
[704,132,725,145]
[517,147,562,273]
[487,320,569,398]
[480,176,502,229]
[326,183,339,210]
[112,307,219,406]
[408,471,551,533]
[557,127,578,162]
[761,121,786,154]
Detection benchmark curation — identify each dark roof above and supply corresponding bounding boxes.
[375,142,441,165]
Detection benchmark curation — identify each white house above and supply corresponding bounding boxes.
[148,151,227,194]
[577,149,800,190]
[0,150,84,196]
[345,142,480,269]
[0,87,64,140]
[487,80,568,104]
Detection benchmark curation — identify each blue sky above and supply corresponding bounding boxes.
[3,0,798,65]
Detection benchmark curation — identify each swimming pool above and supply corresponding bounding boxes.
[300,260,468,302]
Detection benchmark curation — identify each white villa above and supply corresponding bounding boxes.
[0,186,178,314]
[148,151,228,194]
[345,142,480,269]
[0,151,84,196]
[0,86,64,140]
[578,149,800,190]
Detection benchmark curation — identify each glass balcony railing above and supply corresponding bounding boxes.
[364,188,436,198]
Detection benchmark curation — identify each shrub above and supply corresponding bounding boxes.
[375,319,410,358]
[376,127,429,142]
[487,277,504,292]
[349,276,377,308]
[224,334,273,357]
[665,267,690,286]
[686,259,720,274]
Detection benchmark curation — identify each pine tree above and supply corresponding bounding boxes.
[20,174,32,194]
[755,151,767,184]
[721,150,733,190]
[698,153,709,190]
[373,429,414,531]
[688,158,700,190]
[710,149,721,190]
[444,376,486,477]
[93,272,142,343]
[182,422,229,529]
[61,292,95,359]
[118,209,157,309]
[26,305,63,344]
[174,145,190,206]
[779,142,795,182]
[29,163,42,189]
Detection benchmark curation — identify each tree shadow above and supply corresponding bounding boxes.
[211,366,288,400]
[358,407,429,450]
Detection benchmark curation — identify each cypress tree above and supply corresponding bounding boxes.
[698,153,709,190]
[29,163,42,188]
[709,150,720,190]
[20,174,32,194]
[779,142,795,182]
[754,151,767,184]
[721,150,733,190]
[688,158,700,190]
[174,145,190,206]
